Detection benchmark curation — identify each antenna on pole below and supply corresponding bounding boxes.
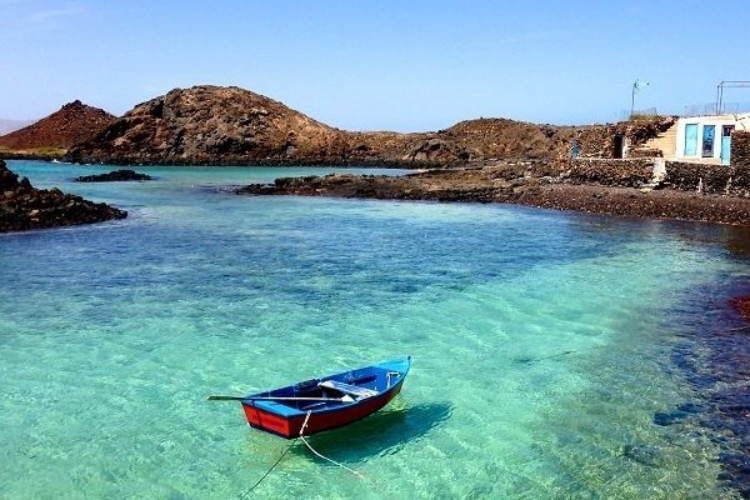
[630,79,649,118]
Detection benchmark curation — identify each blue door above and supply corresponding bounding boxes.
[702,125,715,158]
[721,126,734,166]
[684,124,698,156]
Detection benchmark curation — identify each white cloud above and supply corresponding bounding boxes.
[29,1,84,23]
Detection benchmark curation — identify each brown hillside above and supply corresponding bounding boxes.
[68,85,581,165]
[67,85,674,166]
[438,118,576,160]
[68,86,344,165]
[0,101,115,151]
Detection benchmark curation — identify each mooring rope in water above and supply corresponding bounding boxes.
[515,350,576,364]
[515,347,604,365]
[299,411,365,479]
[298,436,364,479]
[237,437,298,499]
[237,410,364,497]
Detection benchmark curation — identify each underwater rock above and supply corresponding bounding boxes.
[653,402,703,426]
[622,444,662,467]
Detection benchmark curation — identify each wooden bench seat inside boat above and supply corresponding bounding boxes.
[318,380,378,399]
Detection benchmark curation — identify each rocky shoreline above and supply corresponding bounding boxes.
[0,151,66,162]
[238,162,750,227]
[0,160,127,233]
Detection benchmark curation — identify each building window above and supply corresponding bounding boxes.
[684,123,698,156]
[702,125,715,158]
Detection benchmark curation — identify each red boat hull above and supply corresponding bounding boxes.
[242,381,404,439]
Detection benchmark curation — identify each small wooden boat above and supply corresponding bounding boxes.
[211,357,410,439]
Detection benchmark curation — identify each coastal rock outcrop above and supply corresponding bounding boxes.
[0,160,127,232]
[238,163,750,226]
[0,101,115,155]
[76,169,153,182]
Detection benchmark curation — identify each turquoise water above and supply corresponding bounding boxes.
[1,160,749,499]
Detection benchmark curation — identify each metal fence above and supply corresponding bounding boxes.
[681,102,750,117]
[616,104,750,122]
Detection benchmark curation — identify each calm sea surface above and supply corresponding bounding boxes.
[2,160,750,499]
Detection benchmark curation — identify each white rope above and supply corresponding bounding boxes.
[236,409,365,498]
[237,437,298,498]
[299,411,364,479]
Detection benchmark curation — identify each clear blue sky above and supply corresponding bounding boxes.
[1,0,749,131]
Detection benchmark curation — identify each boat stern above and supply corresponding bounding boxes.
[242,402,303,439]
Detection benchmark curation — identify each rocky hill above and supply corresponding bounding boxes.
[0,101,115,152]
[67,85,672,166]
[67,86,347,165]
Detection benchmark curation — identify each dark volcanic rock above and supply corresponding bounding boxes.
[76,169,152,182]
[0,100,115,152]
[556,158,655,188]
[0,160,127,232]
[238,163,750,227]
[733,132,750,171]
[238,167,526,202]
[404,138,472,162]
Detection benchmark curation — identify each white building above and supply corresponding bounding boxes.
[674,112,750,165]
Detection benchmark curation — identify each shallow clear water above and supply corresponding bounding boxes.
[1,161,749,499]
